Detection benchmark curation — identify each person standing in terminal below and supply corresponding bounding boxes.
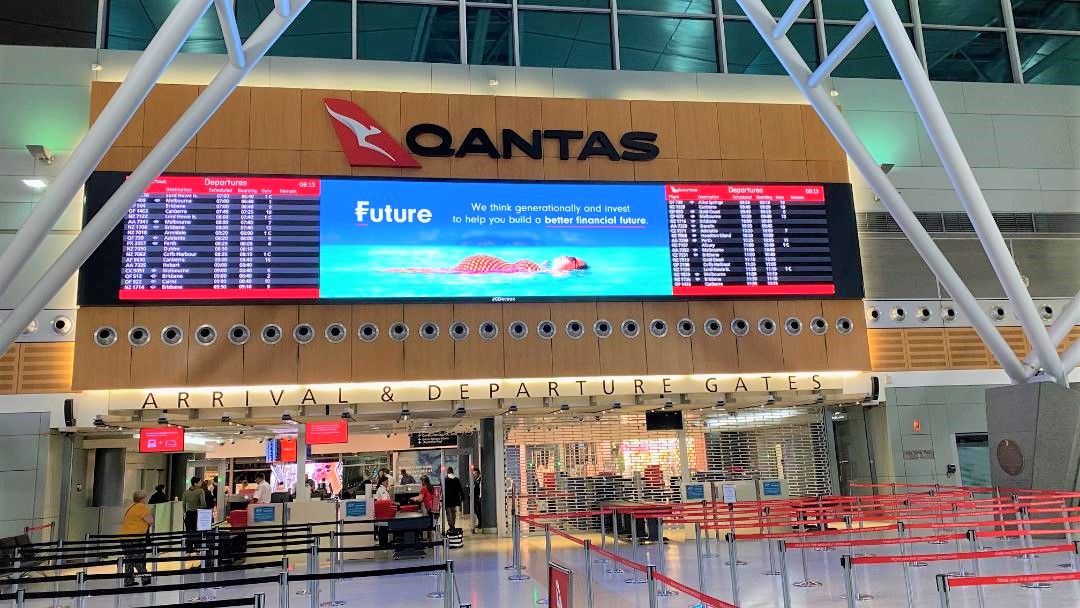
[181,477,206,553]
[399,469,416,485]
[148,484,168,505]
[471,468,482,533]
[120,490,154,586]
[443,467,465,532]
[253,473,272,504]
[374,477,392,502]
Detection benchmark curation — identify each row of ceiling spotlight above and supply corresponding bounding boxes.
[92,314,857,348]
[865,301,1057,326]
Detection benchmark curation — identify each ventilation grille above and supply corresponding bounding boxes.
[859,212,1067,234]
[502,408,830,535]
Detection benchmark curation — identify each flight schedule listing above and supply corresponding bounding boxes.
[665,184,835,296]
[119,176,321,300]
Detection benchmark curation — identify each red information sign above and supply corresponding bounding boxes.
[548,563,573,608]
[912,419,922,432]
[279,437,297,463]
[305,421,349,445]
[139,427,184,453]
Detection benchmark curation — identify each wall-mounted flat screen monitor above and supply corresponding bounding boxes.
[645,410,684,431]
[79,173,862,304]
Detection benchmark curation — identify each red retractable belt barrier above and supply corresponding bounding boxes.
[548,527,586,546]
[907,513,1080,531]
[852,543,1073,565]
[947,571,1080,588]
[786,532,964,550]
[975,528,1079,539]
[652,571,739,608]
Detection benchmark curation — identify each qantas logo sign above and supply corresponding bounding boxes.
[324,98,421,168]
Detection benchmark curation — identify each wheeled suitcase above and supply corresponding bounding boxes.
[446,528,464,549]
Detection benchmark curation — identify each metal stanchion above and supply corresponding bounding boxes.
[51,540,64,608]
[1019,519,1051,589]
[762,506,780,575]
[504,499,519,571]
[279,569,291,608]
[429,537,447,599]
[625,516,645,584]
[842,555,857,608]
[901,521,927,567]
[75,572,86,608]
[296,541,315,597]
[777,541,793,608]
[199,544,215,601]
[15,589,24,608]
[321,531,344,607]
[255,593,266,608]
[947,507,973,577]
[724,505,747,565]
[936,574,951,608]
[965,531,987,608]
[645,565,659,608]
[691,524,706,608]
[537,525,553,604]
[114,556,124,608]
[1060,503,1076,569]
[596,510,610,564]
[898,524,915,608]
[608,509,627,574]
[443,560,455,608]
[655,520,676,597]
[508,514,530,581]
[703,494,718,559]
[583,540,595,608]
[792,528,821,588]
[149,544,159,606]
[308,544,321,608]
[725,533,741,606]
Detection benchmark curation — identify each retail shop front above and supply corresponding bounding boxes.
[66,81,874,539]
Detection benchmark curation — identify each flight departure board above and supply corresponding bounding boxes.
[80,174,862,304]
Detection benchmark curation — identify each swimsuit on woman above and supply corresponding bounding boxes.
[388,254,546,274]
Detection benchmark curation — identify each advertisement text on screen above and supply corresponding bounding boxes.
[324,98,421,168]
[139,426,184,453]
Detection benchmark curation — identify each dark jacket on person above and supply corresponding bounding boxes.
[443,475,465,508]
[148,490,169,504]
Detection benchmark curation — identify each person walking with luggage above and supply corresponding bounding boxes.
[119,490,154,586]
[443,467,465,532]
[471,467,483,533]
[182,476,207,553]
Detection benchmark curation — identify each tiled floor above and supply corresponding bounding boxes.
[15,530,1080,607]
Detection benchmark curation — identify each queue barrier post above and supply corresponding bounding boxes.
[429,538,447,599]
[443,560,455,608]
[725,532,741,607]
[255,593,266,608]
[645,565,659,608]
[655,520,675,597]
[842,555,857,608]
[200,543,215,601]
[321,530,344,608]
[51,540,63,608]
[15,589,24,608]
[947,506,973,577]
[596,510,609,564]
[763,507,780,575]
[114,556,125,608]
[508,515,530,581]
[583,539,595,608]
[897,523,915,608]
[777,541,793,608]
[626,516,645,584]
[150,543,159,606]
[965,531,986,608]
[75,571,86,608]
[1060,505,1076,569]
[693,524,706,608]
[703,493,718,559]
[278,569,290,608]
[535,525,553,605]
[504,494,519,571]
[902,518,927,568]
[936,574,951,608]
[793,519,821,588]
[307,544,320,608]
[608,509,627,575]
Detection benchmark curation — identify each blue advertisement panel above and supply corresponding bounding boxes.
[252,506,277,523]
[318,179,673,299]
[685,484,706,501]
[345,501,368,518]
[762,480,783,497]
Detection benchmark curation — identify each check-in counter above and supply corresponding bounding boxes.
[341,493,375,560]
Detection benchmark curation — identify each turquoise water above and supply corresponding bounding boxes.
[320,244,673,299]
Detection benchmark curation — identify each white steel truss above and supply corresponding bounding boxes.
[734,0,1077,385]
[0,0,311,355]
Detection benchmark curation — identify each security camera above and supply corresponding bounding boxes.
[221,415,231,424]
[218,440,226,446]
[238,430,245,435]
[26,144,53,164]
[157,417,168,425]
[281,413,293,422]
[341,411,352,419]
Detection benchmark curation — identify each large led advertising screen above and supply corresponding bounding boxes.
[79,173,862,304]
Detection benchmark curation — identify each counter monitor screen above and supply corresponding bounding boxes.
[79,174,862,303]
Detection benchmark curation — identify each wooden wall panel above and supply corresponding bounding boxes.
[716,103,764,160]
[403,304,454,380]
[760,104,806,161]
[541,98,589,180]
[130,306,190,388]
[765,160,809,182]
[250,87,301,150]
[186,306,244,387]
[821,300,872,371]
[243,305,299,385]
[0,345,16,395]
[495,96,544,180]
[807,160,848,183]
[352,91,404,177]
[907,328,951,370]
[352,305,405,381]
[586,99,635,181]
[630,101,676,159]
[453,304,505,379]
[250,150,301,174]
[801,105,845,162]
[635,159,680,182]
[401,93,450,178]
[722,159,767,181]
[17,343,73,394]
[945,328,992,369]
[777,300,827,372]
[502,304,554,378]
[298,305,353,384]
[674,102,721,159]
[301,88,351,151]
[195,148,249,173]
[549,303,601,377]
[72,307,133,390]
[679,159,725,181]
[688,301,738,373]
[643,301,694,375]
[196,87,250,149]
[867,329,907,371]
[998,326,1030,362]
[596,302,647,376]
[143,84,198,147]
[449,95,498,178]
[301,150,352,176]
[89,81,143,147]
[98,147,144,171]
[732,300,783,373]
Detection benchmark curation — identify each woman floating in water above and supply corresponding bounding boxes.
[388,254,588,274]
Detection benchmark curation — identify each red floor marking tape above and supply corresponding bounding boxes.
[852,543,1073,565]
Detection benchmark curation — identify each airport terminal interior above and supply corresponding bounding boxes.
[3,1,1080,607]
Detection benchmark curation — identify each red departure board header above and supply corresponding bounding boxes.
[666,184,825,203]
[141,176,321,197]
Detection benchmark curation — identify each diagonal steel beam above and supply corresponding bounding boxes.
[735,0,1029,383]
[215,0,246,68]
[866,0,1065,383]
[0,0,214,301]
[0,1,313,354]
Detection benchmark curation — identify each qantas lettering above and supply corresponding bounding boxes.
[405,123,660,162]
